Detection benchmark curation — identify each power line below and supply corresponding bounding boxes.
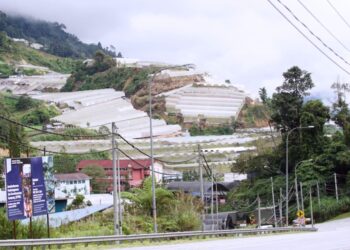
[0,114,197,164]
[266,0,350,75]
[0,115,111,138]
[116,133,197,164]
[327,0,350,31]
[275,0,350,67]
[0,134,179,176]
[0,135,112,155]
[118,147,181,176]
[297,0,350,53]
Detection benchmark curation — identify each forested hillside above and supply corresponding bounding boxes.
[0,32,75,75]
[0,10,116,58]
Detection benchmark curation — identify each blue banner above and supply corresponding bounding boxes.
[5,157,48,220]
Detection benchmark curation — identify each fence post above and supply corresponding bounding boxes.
[279,188,283,226]
[271,177,277,228]
[334,173,339,203]
[309,186,314,228]
[300,182,304,212]
[257,195,261,228]
[316,181,321,209]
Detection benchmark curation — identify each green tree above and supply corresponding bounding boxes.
[91,50,116,73]
[269,66,316,170]
[259,87,268,105]
[15,95,35,111]
[81,164,108,193]
[331,81,350,146]
[299,100,330,159]
[67,194,86,210]
[271,66,314,132]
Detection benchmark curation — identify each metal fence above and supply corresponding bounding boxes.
[0,227,317,249]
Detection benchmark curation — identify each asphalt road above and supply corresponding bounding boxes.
[113,218,350,250]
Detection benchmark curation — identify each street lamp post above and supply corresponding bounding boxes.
[285,125,314,226]
[148,63,195,233]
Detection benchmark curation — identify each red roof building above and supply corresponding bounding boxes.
[76,159,153,192]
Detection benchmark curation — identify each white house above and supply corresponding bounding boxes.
[54,173,91,197]
[224,172,247,182]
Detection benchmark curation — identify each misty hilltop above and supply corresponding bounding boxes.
[0,10,117,59]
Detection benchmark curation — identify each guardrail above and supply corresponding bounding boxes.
[0,227,317,249]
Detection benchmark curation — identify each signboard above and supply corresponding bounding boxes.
[5,157,48,220]
[297,210,305,218]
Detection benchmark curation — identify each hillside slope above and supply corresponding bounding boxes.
[0,32,75,75]
[0,10,116,58]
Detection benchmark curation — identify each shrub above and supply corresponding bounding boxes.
[308,197,350,223]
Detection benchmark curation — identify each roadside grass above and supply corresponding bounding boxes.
[328,212,350,222]
[45,230,313,250]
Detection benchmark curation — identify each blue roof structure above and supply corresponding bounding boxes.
[22,204,112,227]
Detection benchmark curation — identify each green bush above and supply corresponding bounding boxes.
[15,95,35,111]
[21,106,51,125]
[189,124,234,136]
[0,208,46,240]
[311,197,350,222]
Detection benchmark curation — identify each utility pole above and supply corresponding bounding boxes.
[300,182,304,212]
[215,172,219,230]
[294,177,300,212]
[198,144,204,203]
[316,181,321,209]
[309,186,314,228]
[111,122,119,236]
[211,167,214,231]
[116,131,122,235]
[148,74,157,233]
[334,173,339,202]
[257,195,261,228]
[271,177,277,228]
[279,188,283,227]
[197,144,204,230]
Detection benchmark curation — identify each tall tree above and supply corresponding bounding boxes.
[271,66,314,132]
[259,87,268,105]
[81,164,108,193]
[331,80,350,146]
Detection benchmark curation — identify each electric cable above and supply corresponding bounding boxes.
[297,0,350,53]
[276,0,350,67]
[267,0,350,75]
[118,147,181,176]
[326,0,350,31]
[0,135,112,155]
[116,132,197,164]
[0,114,111,138]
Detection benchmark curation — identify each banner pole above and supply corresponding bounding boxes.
[43,147,51,243]
[29,217,33,239]
[13,220,17,250]
[26,149,33,240]
[13,220,16,239]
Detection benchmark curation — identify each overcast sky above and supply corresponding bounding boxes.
[2,0,350,101]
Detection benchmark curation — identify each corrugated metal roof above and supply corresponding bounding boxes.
[77,159,152,170]
[54,173,91,181]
